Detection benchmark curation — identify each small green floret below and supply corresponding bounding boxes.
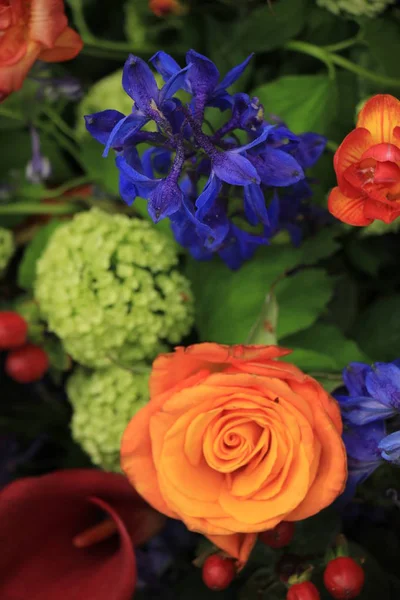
[68,364,149,472]
[0,227,14,274]
[317,0,394,17]
[35,208,194,367]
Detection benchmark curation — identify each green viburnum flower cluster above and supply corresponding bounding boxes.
[0,227,14,274]
[316,0,395,17]
[35,208,194,367]
[68,364,149,471]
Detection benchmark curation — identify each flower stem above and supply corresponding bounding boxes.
[0,203,81,215]
[35,119,86,170]
[42,107,78,141]
[322,36,364,53]
[285,40,400,89]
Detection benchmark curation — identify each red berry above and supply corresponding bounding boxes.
[202,555,235,591]
[0,311,27,350]
[5,343,49,383]
[287,581,320,600]
[323,557,365,599]
[259,521,295,548]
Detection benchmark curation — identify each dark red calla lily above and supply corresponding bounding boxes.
[0,469,165,600]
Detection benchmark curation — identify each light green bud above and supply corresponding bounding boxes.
[35,208,194,367]
[68,364,149,472]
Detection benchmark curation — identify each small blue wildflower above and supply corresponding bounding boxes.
[336,360,400,426]
[338,420,385,505]
[25,127,51,184]
[85,49,327,269]
[378,431,400,464]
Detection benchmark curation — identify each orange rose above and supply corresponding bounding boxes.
[121,344,347,566]
[0,0,83,100]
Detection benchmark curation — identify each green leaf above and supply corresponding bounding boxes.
[42,336,71,372]
[252,75,337,135]
[247,292,279,345]
[186,231,340,344]
[282,322,370,370]
[18,220,64,291]
[80,137,120,195]
[275,269,334,339]
[289,507,341,555]
[362,16,400,79]
[353,295,400,362]
[225,0,308,55]
[124,0,147,45]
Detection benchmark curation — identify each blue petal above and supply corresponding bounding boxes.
[160,65,191,103]
[119,173,138,206]
[266,191,280,233]
[253,148,304,186]
[212,151,260,186]
[336,395,396,426]
[148,179,183,222]
[379,431,400,464]
[102,113,147,157]
[218,225,268,270]
[343,362,370,397]
[195,174,222,219]
[150,51,181,80]
[84,110,125,145]
[230,125,274,154]
[217,54,254,91]
[243,183,270,226]
[122,55,159,113]
[116,156,159,198]
[186,49,219,102]
[293,133,327,169]
[366,363,400,410]
[343,421,386,462]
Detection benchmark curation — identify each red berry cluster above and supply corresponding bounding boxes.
[0,311,49,383]
[285,557,365,600]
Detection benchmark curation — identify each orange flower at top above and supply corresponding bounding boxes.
[0,0,83,100]
[121,343,347,567]
[328,94,400,226]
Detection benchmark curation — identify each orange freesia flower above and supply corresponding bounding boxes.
[121,343,347,567]
[328,94,400,226]
[0,0,83,101]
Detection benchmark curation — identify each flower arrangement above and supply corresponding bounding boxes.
[0,0,400,598]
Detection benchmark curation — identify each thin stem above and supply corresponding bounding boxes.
[35,120,86,170]
[0,203,81,215]
[284,40,335,80]
[67,0,95,41]
[41,176,93,198]
[285,40,400,89]
[79,46,129,60]
[42,107,77,141]
[322,36,363,53]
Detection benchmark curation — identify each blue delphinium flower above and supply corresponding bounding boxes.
[85,49,327,269]
[336,358,400,503]
[25,127,51,184]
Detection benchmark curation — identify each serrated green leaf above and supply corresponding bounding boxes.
[253,74,337,135]
[42,336,71,372]
[187,231,340,345]
[18,220,64,291]
[362,16,400,79]
[275,269,334,339]
[289,507,340,555]
[224,0,309,55]
[282,322,369,371]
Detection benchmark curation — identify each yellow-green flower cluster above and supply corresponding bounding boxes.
[0,227,14,274]
[68,364,149,471]
[35,208,194,367]
[316,0,394,16]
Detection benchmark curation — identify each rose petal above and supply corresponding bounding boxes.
[38,27,83,62]
[29,0,68,47]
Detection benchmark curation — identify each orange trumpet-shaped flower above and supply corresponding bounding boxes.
[0,0,83,101]
[328,94,400,226]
